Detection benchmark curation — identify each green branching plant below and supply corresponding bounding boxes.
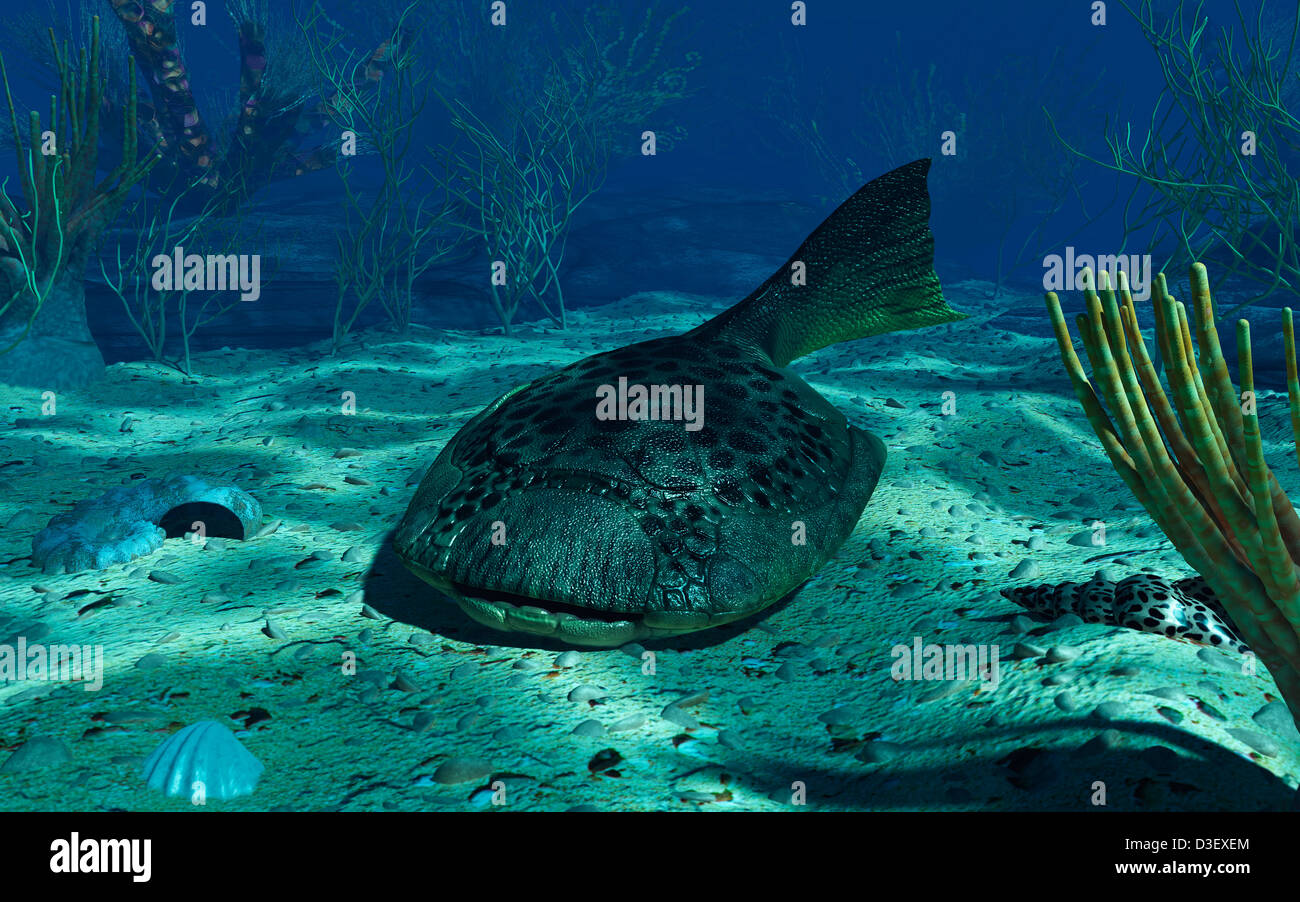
[1048,262,1300,727]
[421,0,699,164]
[434,65,606,335]
[171,211,275,377]
[298,0,460,350]
[1055,0,1300,317]
[553,2,700,160]
[0,15,158,386]
[98,175,254,376]
[321,1,695,337]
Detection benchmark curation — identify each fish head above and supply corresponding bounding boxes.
[393,336,885,647]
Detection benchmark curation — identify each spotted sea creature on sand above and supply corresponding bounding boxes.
[1002,571,1249,654]
[394,160,966,646]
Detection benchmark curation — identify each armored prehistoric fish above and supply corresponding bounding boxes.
[394,159,965,646]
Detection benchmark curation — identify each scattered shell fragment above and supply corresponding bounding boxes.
[0,736,72,773]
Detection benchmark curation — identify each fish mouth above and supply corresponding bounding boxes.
[449,581,645,647]
[437,579,745,648]
[396,462,757,647]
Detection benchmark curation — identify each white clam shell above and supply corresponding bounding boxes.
[141,721,264,799]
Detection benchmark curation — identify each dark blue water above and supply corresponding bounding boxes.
[2,0,1268,362]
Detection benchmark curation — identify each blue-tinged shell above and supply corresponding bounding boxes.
[141,721,264,800]
[31,474,262,574]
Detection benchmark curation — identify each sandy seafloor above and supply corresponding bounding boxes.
[1,280,1298,812]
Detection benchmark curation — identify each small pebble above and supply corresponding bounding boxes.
[1007,615,1035,635]
[1196,648,1239,672]
[254,520,281,538]
[915,680,970,704]
[0,736,71,773]
[554,651,583,668]
[817,704,867,726]
[1075,729,1121,756]
[1049,612,1085,630]
[1146,687,1187,703]
[609,714,646,732]
[774,662,800,681]
[571,719,606,738]
[1094,701,1127,721]
[1225,727,1280,758]
[1043,645,1081,664]
[1156,706,1183,725]
[1010,642,1045,660]
[856,741,905,764]
[433,757,493,785]
[1009,559,1039,579]
[1252,701,1300,741]
[102,709,161,725]
[676,790,715,803]
[568,685,608,703]
[672,690,710,708]
[660,704,700,729]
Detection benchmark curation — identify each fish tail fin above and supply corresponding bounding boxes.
[698,159,965,367]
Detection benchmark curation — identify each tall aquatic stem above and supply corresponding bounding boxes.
[1047,263,1300,727]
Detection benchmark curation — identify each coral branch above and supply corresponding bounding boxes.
[1046,262,1300,727]
[106,0,216,188]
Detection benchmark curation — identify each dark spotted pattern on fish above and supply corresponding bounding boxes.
[394,160,965,646]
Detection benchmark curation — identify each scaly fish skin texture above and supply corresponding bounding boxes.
[395,331,885,646]
[394,160,964,646]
